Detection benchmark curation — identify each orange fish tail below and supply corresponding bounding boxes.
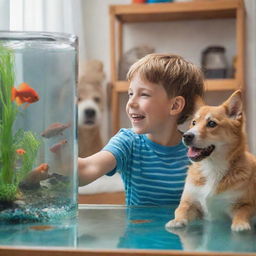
[11,87,17,101]
[22,103,30,110]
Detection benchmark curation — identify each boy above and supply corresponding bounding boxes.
[79,53,204,205]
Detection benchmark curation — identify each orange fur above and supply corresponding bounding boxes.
[166,90,256,232]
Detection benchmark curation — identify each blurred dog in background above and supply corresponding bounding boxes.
[78,60,105,157]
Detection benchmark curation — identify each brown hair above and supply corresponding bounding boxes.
[127,53,205,124]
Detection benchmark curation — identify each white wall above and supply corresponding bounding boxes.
[0,0,10,29]
[81,0,130,142]
[82,0,256,153]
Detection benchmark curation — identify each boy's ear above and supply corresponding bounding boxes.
[223,90,243,120]
[169,96,185,115]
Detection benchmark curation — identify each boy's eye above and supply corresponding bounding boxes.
[207,120,217,128]
[141,93,150,97]
[192,120,196,126]
[128,92,133,97]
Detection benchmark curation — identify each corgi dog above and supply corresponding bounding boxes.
[166,90,256,232]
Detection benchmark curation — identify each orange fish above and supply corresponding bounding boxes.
[50,139,68,153]
[35,163,49,172]
[29,225,54,231]
[130,219,152,224]
[16,148,26,155]
[41,122,71,138]
[20,163,50,189]
[11,82,40,108]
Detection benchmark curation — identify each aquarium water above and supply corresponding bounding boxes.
[0,31,78,223]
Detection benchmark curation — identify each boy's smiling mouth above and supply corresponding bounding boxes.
[130,113,145,122]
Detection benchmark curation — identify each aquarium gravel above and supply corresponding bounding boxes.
[0,202,77,224]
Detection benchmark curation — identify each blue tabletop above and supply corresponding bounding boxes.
[0,204,256,253]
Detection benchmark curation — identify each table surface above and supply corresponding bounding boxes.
[0,204,256,255]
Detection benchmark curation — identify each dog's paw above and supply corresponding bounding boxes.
[231,221,251,232]
[165,219,188,229]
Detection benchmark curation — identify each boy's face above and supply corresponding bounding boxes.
[126,74,174,135]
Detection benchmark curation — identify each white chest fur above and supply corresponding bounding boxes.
[184,160,242,220]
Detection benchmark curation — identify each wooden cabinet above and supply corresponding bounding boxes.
[109,0,245,133]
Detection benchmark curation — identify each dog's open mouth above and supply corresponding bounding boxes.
[187,145,215,162]
[84,119,95,126]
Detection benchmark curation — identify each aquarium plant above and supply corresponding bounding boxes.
[0,43,41,203]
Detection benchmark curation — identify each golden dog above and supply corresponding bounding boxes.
[166,90,256,232]
[78,60,104,157]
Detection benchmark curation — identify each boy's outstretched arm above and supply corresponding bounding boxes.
[78,151,116,186]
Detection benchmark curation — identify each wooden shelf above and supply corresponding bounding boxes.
[109,0,241,23]
[113,79,239,93]
[109,0,245,133]
[204,79,239,91]
[114,81,130,92]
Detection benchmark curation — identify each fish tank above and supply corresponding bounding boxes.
[0,31,78,223]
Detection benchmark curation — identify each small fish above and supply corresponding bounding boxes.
[29,225,54,231]
[50,139,67,153]
[16,148,26,155]
[41,122,71,138]
[11,82,40,108]
[130,219,152,224]
[19,163,49,190]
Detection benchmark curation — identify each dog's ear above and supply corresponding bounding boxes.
[79,60,105,86]
[223,90,243,120]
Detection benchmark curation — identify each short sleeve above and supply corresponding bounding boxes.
[102,128,134,176]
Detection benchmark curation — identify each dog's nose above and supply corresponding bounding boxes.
[84,108,95,118]
[183,132,195,145]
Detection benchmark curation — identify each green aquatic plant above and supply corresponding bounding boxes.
[0,43,41,202]
[0,184,17,202]
[0,44,17,186]
[14,130,41,185]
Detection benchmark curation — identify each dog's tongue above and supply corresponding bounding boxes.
[187,147,202,158]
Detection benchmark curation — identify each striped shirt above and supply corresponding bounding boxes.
[103,128,190,206]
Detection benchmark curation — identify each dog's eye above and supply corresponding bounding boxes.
[93,97,101,103]
[78,97,82,102]
[192,120,196,126]
[207,120,217,128]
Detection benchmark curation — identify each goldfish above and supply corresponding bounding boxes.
[11,82,40,108]
[130,219,152,224]
[29,225,54,231]
[50,139,68,153]
[16,148,26,155]
[19,163,49,190]
[41,122,71,138]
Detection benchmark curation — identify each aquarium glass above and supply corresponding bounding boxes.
[0,31,78,223]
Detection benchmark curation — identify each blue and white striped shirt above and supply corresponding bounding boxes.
[103,128,189,206]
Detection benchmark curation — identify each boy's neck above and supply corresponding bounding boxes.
[147,129,182,147]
